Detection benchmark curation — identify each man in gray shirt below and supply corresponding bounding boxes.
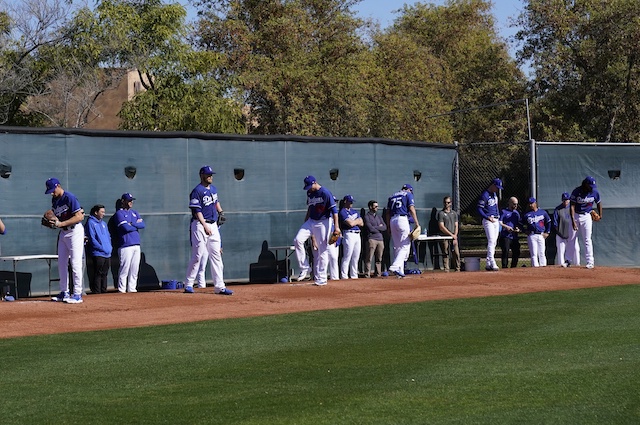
[363,200,387,277]
[553,192,580,267]
[437,196,460,272]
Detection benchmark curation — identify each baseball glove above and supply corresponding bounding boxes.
[590,210,601,222]
[329,230,341,245]
[410,225,422,241]
[41,209,58,229]
[217,211,226,226]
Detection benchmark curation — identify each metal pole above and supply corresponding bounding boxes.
[526,98,532,141]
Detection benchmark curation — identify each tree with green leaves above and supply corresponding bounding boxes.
[390,0,528,143]
[193,0,375,137]
[516,0,640,142]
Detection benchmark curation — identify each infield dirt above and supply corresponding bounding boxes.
[2,266,638,339]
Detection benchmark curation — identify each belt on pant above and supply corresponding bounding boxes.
[62,224,75,230]
[345,230,360,233]
[205,220,216,224]
[392,214,407,217]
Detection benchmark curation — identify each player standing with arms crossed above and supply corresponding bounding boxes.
[115,193,145,293]
[293,176,341,286]
[570,176,602,269]
[339,195,363,279]
[184,166,233,295]
[523,197,551,267]
[46,178,85,303]
[386,184,420,278]
[477,178,503,271]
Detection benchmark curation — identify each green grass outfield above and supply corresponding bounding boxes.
[2,285,640,424]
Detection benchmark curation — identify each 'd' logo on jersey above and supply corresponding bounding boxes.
[202,193,217,207]
[53,205,70,220]
[487,197,498,207]
[575,195,595,206]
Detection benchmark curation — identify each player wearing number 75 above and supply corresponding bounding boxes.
[385,184,420,278]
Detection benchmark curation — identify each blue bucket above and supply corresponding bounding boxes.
[161,280,179,290]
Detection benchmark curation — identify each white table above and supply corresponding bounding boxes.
[268,246,295,280]
[0,255,58,299]
[414,235,454,270]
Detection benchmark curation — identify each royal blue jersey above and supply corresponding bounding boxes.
[307,186,337,220]
[570,187,600,214]
[523,209,551,234]
[339,207,361,231]
[499,208,521,239]
[115,209,145,247]
[51,191,82,222]
[387,191,414,216]
[477,190,499,219]
[189,183,219,222]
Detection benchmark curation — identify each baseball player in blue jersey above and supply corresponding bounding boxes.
[498,197,521,268]
[570,176,602,269]
[385,184,420,277]
[477,178,503,271]
[553,192,580,267]
[523,197,551,267]
[184,166,233,295]
[115,193,145,293]
[293,175,341,286]
[339,195,363,279]
[46,178,86,304]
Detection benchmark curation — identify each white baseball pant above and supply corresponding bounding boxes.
[482,218,500,268]
[527,234,547,267]
[294,218,331,285]
[389,215,410,274]
[118,245,140,292]
[185,221,225,291]
[574,213,594,266]
[341,232,361,279]
[327,242,339,280]
[556,232,580,266]
[58,225,85,296]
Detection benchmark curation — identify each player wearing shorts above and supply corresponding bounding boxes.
[294,175,340,286]
[570,176,602,269]
[184,166,233,295]
[46,178,86,304]
[477,178,503,271]
[386,184,420,277]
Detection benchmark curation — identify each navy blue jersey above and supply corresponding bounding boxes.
[523,209,551,234]
[51,191,82,221]
[499,208,521,239]
[189,183,219,222]
[307,186,337,220]
[387,191,415,216]
[477,190,499,219]
[570,187,600,214]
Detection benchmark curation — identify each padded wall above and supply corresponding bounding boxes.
[0,129,457,294]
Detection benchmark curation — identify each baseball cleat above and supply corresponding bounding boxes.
[63,294,83,304]
[312,281,327,286]
[392,270,405,278]
[52,291,70,302]
[184,286,195,293]
[214,288,234,295]
[296,270,309,282]
[586,263,594,269]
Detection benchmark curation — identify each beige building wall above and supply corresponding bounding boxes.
[85,69,145,130]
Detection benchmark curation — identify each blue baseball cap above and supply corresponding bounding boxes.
[528,197,537,204]
[303,175,316,190]
[583,176,597,188]
[491,178,504,190]
[45,177,60,194]
[121,193,136,202]
[199,165,215,175]
[562,192,570,200]
[402,184,413,191]
[343,195,354,203]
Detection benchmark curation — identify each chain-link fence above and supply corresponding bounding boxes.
[458,141,532,223]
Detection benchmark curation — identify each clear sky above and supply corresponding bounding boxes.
[353,0,524,53]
